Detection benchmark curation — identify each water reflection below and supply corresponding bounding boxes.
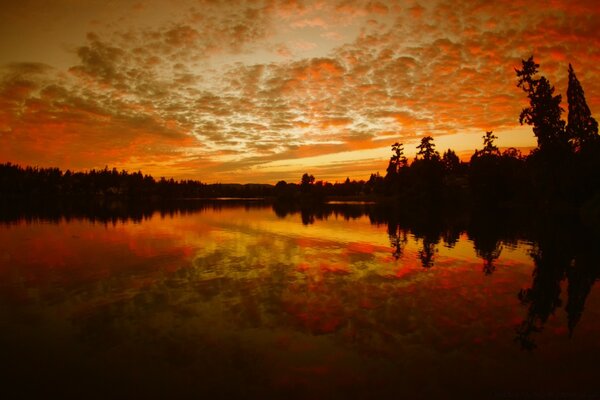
[0,200,599,397]
[0,197,266,225]
[271,202,600,350]
[514,217,600,350]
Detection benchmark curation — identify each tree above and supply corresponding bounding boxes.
[516,56,567,151]
[386,142,407,177]
[300,173,315,187]
[366,172,385,195]
[469,131,516,205]
[566,64,599,152]
[416,136,439,161]
[515,56,539,95]
[502,147,522,160]
[410,136,444,203]
[481,131,499,156]
[442,149,460,173]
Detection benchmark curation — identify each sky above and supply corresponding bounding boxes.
[1,0,599,183]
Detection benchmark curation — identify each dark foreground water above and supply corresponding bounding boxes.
[1,201,599,399]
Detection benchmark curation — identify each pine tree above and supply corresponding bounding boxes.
[516,57,567,151]
[566,64,598,152]
[416,136,439,161]
[386,142,407,177]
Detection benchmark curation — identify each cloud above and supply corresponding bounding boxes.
[187,1,273,53]
[2,0,600,183]
[0,57,194,175]
[291,17,328,28]
[70,33,127,86]
[3,62,52,75]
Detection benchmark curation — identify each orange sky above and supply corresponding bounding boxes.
[1,0,599,183]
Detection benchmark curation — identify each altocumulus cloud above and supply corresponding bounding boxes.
[0,0,599,182]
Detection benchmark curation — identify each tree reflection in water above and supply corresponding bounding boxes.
[1,199,600,398]
[273,201,600,348]
[0,198,598,352]
[515,217,600,349]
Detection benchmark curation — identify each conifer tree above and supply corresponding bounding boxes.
[416,136,439,161]
[516,57,567,151]
[386,142,407,176]
[566,64,598,151]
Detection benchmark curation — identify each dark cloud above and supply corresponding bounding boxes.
[3,62,52,75]
[70,33,126,86]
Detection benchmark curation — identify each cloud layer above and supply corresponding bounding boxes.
[1,0,599,182]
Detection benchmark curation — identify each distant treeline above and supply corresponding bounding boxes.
[0,162,383,199]
[0,163,273,199]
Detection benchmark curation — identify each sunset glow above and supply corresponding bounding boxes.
[1,0,599,182]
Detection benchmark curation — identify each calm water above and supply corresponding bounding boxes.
[1,201,599,399]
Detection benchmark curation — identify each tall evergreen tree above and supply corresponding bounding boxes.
[386,142,407,177]
[566,64,598,152]
[416,136,439,161]
[516,57,567,151]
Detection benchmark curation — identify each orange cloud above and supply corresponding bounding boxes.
[1,0,599,183]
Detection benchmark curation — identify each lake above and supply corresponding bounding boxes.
[1,200,599,399]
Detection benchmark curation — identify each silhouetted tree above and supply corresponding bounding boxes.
[516,56,568,151]
[301,173,314,186]
[566,64,599,152]
[274,180,295,201]
[386,142,407,176]
[300,173,315,193]
[481,131,499,156]
[408,136,444,204]
[442,149,460,173]
[515,57,586,205]
[502,147,522,160]
[469,132,506,205]
[416,136,440,161]
[385,142,409,195]
[366,172,385,195]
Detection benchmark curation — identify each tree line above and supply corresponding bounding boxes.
[0,164,273,199]
[286,57,599,212]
